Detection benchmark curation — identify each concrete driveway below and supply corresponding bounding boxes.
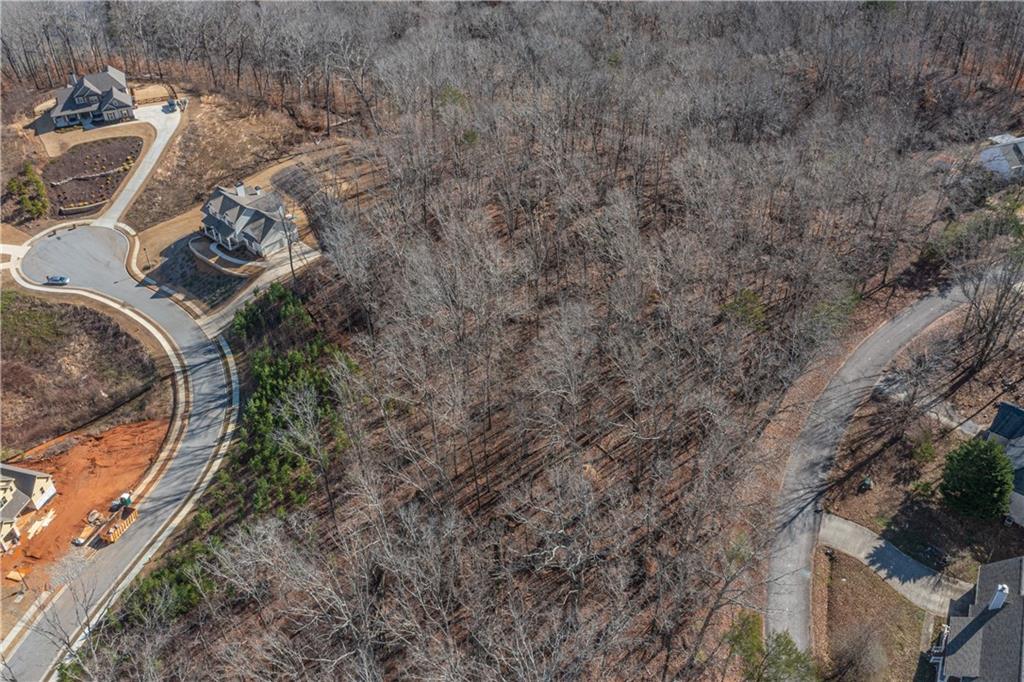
[3,226,235,681]
[94,104,180,228]
[819,514,973,615]
[766,286,967,650]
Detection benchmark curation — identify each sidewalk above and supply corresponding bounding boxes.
[819,513,973,615]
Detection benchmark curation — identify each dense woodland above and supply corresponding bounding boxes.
[4,2,1024,680]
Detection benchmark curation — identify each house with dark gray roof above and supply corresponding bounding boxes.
[1,464,57,553]
[938,556,1024,681]
[200,182,295,258]
[979,134,1024,180]
[50,66,135,128]
[984,403,1024,526]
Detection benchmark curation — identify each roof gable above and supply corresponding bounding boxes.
[201,185,289,246]
[945,557,1024,681]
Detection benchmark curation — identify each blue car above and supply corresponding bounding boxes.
[45,275,70,286]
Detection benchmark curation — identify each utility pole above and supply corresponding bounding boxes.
[281,206,297,283]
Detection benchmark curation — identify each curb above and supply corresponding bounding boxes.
[4,226,238,678]
[41,336,238,681]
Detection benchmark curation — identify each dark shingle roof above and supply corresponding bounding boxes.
[991,403,1024,441]
[201,185,288,247]
[0,486,30,523]
[51,66,132,118]
[944,556,1024,681]
[0,463,51,495]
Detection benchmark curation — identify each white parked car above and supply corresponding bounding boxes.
[45,275,70,286]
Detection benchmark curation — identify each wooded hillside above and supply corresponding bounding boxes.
[5,3,1023,681]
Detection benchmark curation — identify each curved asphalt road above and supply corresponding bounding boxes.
[0,103,224,680]
[766,285,967,651]
[4,231,233,678]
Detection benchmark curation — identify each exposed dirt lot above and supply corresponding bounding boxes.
[0,419,168,634]
[42,136,143,213]
[813,549,932,682]
[124,94,306,230]
[131,83,172,104]
[0,290,165,454]
[825,401,1024,581]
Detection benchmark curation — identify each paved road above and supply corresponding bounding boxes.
[94,104,180,228]
[766,286,967,650]
[4,227,233,681]
[819,514,973,615]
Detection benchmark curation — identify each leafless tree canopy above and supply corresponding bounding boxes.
[9,2,1023,680]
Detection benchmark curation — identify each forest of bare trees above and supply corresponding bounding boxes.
[4,2,1023,680]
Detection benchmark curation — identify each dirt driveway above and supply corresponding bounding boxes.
[36,119,156,160]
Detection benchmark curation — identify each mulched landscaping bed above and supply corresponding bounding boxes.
[148,236,247,311]
[42,136,143,212]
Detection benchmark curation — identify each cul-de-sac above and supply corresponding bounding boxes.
[1,3,1023,681]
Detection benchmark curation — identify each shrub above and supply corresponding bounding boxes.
[911,436,936,464]
[940,439,1013,518]
[193,508,213,530]
[8,162,49,219]
[910,480,934,499]
[722,289,767,328]
[726,611,819,682]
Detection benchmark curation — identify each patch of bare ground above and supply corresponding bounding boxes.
[124,94,307,230]
[0,289,169,454]
[824,401,1024,581]
[813,549,933,682]
[0,419,168,639]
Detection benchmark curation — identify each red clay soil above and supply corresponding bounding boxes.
[2,420,168,589]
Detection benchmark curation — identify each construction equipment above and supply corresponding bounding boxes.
[97,506,138,544]
[72,524,96,547]
[72,509,106,546]
[110,491,133,512]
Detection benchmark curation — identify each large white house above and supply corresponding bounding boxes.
[50,66,135,128]
[200,182,295,258]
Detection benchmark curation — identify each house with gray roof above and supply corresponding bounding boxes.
[50,66,135,128]
[982,403,1024,526]
[200,182,295,258]
[0,464,57,553]
[937,556,1024,681]
[979,134,1024,180]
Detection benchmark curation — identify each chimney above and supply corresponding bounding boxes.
[68,72,77,87]
[254,186,262,196]
[988,584,1009,611]
[235,182,246,197]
